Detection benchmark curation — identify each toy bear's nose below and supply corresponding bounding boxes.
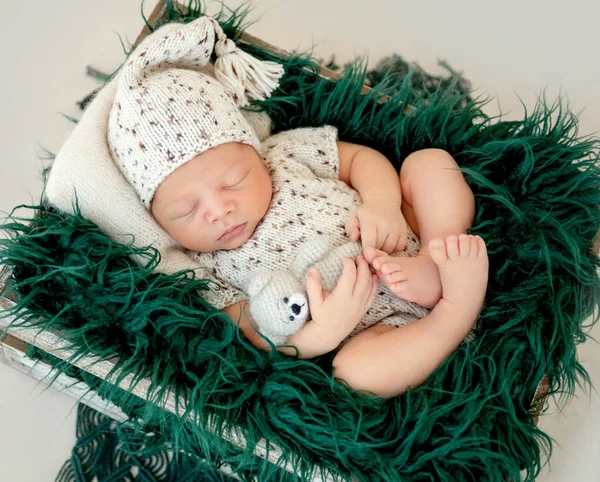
[291,303,302,315]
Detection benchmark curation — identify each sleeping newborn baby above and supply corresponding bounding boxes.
[108,16,489,398]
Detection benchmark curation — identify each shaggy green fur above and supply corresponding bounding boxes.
[2,1,600,480]
[30,346,298,481]
[56,403,236,481]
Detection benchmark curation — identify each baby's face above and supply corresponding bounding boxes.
[151,142,272,252]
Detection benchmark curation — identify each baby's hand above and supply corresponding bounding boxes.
[346,200,408,253]
[305,255,378,345]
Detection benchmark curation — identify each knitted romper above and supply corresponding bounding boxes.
[191,125,430,340]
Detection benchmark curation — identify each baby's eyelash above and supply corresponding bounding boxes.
[175,204,197,219]
[225,168,250,188]
[226,178,243,188]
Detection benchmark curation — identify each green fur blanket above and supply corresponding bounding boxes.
[2,2,600,480]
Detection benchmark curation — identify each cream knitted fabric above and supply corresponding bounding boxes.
[191,126,430,332]
[108,16,284,207]
[45,74,272,309]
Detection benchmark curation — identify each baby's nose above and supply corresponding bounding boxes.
[205,200,234,223]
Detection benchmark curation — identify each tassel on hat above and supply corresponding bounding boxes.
[108,16,284,207]
[120,16,284,107]
[209,18,284,106]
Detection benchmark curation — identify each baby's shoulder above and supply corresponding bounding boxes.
[262,125,340,182]
[261,125,337,152]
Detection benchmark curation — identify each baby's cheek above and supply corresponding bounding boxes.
[257,172,274,215]
[174,224,214,252]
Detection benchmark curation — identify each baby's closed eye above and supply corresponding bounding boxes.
[224,167,251,189]
[170,202,198,219]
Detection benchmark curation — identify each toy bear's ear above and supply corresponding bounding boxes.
[247,271,274,298]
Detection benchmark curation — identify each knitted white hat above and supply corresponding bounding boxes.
[108,16,284,207]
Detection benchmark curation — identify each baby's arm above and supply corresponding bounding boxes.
[221,301,343,358]
[337,141,401,206]
[221,301,267,349]
[337,141,408,253]
[221,255,378,359]
[333,234,489,398]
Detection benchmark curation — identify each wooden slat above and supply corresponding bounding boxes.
[133,2,168,47]
[237,32,370,92]
[0,335,244,480]
[0,264,11,297]
[0,287,350,482]
[132,1,415,112]
[530,376,551,424]
[1,0,594,478]
[133,2,340,81]
[1,333,128,423]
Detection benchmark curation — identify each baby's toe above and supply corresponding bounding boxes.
[386,271,407,283]
[364,246,387,265]
[372,254,391,271]
[380,260,401,274]
[446,235,460,260]
[429,238,448,266]
[459,234,470,257]
[390,280,407,295]
[477,236,488,258]
[469,235,479,257]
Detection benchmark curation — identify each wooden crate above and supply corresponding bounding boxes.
[0,1,557,480]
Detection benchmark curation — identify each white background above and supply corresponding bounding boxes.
[0,0,598,480]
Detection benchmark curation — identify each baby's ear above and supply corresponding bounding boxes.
[247,271,274,298]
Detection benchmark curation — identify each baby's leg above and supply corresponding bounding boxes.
[333,234,488,398]
[364,149,475,308]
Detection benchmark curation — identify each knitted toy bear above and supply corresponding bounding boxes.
[246,236,362,344]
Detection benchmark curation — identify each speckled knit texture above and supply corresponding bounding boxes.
[2,2,599,479]
[108,16,283,207]
[191,126,430,334]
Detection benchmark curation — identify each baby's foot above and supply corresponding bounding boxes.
[428,234,489,322]
[363,246,442,309]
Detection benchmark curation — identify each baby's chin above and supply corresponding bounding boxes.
[218,239,245,250]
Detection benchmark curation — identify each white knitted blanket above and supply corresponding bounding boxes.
[45,75,429,333]
[191,126,430,329]
[45,74,272,308]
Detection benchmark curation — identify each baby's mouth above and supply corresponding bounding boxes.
[218,222,247,243]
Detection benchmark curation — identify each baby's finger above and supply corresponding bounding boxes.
[362,273,378,310]
[345,214,360,242]
[393,222,408,252]
[306,268,325,308]
[352,255,371,296]
[381,232,398,254]
[360,222,378,252]
[334,256,357,294]
[393,234,407,253]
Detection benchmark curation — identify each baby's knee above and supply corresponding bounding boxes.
[332,326,397,397]
[332,353,397,398]
[332,350,371,394]
[400,148,458,177]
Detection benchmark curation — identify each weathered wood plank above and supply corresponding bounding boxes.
[0,334,244,480]
[133,1,168,47]
[0,286,348,482]
[2,0,586,478]
[1,334,128,423]
[0,264,11,297]
[133,1,414,111]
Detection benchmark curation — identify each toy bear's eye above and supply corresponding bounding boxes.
[289,315,294,321]
[283,297,289,304]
